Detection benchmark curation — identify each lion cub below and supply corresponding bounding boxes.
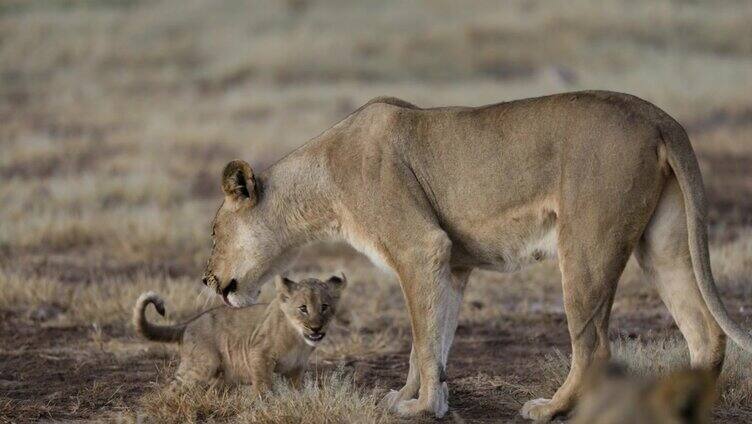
[133,275,346,395]
[572,363,717,424]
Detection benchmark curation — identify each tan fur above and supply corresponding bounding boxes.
[134,276,346,395]
[200,91,751,419]
[572,364,717,424]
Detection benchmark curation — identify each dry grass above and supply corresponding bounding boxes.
[0,269,209,326]
[127,368,394,424]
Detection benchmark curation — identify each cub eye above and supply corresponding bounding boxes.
[298,305,308,314]
[321,304,329,312]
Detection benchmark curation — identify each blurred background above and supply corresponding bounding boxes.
[1,1,751,422]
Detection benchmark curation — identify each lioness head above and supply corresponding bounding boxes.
[276,275,347,346]
[203,159,294,307]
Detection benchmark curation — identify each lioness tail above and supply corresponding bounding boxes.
[133,291,186,343]
[662,122,752,353]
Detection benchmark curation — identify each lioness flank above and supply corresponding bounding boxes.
[200,91,752,420]
[133,275,346,395]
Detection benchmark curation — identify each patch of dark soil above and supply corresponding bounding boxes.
[0,298,747,422]
[347,314,570,423]
[0,314,171,423]
[347,308,719,423]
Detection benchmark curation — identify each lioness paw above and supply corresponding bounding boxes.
[394,396,448,419]
[520,398,557,422]
[380,389,403,410]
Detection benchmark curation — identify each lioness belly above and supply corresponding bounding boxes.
[449,204,558,273]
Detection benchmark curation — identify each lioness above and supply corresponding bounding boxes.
[200,91,752,420]
[572,363,716,424]
[133,275,346,394]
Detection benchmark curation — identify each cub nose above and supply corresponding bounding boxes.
[309,325,323,333]
[201,276,208,286]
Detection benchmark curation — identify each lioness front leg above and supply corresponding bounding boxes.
[381,345,420,408]
[383,267,470,409]
[386,231,460,418]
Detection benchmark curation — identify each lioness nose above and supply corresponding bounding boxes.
[201,276,208,286]
[220,278,238,297]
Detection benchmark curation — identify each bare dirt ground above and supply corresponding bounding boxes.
[2,1,752,422]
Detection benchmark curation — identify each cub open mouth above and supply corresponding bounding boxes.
[304,333,325,342]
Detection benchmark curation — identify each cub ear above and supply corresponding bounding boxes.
[326,273,348,295]
[649,368,716,423]
[221,159,258,206]
[275,276,298,302]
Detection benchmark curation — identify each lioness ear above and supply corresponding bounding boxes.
[275,276,297,302]
[222,159,257,206]
[326,273,348,295]
[649,369,716,423]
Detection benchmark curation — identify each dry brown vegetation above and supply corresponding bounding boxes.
[2,0,752,422]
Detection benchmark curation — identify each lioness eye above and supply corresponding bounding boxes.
[299,305,308,314]
[321,304,329,312]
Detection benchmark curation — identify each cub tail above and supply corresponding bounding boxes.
[133,291,186,343]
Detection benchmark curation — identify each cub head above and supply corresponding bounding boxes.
[275,275,347,346]
[572,363,717,424]
[203,159,293,307]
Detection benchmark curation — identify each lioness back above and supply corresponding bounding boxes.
[326,91,673,273]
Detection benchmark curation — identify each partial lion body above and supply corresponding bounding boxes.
[572,364,717,424]
[134,277,345,395]
[201,91,748,419]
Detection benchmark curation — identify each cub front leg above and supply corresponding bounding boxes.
[289,368,305,390]
[248,355,275,397]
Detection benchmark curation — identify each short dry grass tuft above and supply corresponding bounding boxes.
[132,369,394,424]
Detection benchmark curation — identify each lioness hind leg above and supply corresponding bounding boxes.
[521,235,631,422]
[635,176,725,371]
